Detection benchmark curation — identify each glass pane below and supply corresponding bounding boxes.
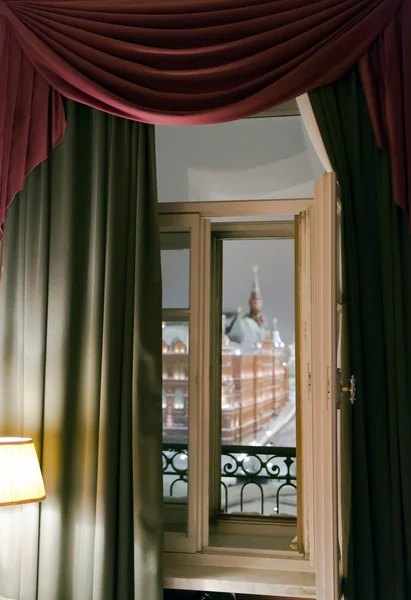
[162,320,189,445]
[161,232,190,309]
[162,319,189,532]
[220,239,296,517]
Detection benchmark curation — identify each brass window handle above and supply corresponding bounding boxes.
[342,374,356,405]
[337,370,356,409]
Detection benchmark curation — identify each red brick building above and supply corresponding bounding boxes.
[162,269,291,445]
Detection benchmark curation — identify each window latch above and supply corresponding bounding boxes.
[336,368,356,409]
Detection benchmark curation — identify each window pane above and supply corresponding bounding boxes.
[220,239,296,518]
[162,320,189,532]
[161,232,190,309]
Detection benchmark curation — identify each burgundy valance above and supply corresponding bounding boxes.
[0,0,409,236]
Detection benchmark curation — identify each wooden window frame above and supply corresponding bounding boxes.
[160,185,339,600]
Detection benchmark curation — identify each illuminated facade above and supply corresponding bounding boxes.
[162,269,292,445]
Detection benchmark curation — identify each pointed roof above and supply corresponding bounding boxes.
[252,265,260,292]
[248,265,263,321]
[272,317,284,348]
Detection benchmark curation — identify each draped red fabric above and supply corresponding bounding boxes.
[359,0,411,227]
[0,0,406,237]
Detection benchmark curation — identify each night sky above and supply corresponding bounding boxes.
[222,238,295,347]
[161,237,295,348]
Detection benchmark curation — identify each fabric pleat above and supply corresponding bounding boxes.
[0,100,163,600]
[1,0,409,236]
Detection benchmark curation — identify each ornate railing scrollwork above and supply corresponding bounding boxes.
[163,443,296,516]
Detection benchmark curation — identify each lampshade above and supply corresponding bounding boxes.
[0,438,46,506]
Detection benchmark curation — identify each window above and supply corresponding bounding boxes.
[217,238,296,520]
[206,221,300,552]
[160,215,201,549]
[160,175,343,600]
[160,210,301,553]
[174,390,185,410]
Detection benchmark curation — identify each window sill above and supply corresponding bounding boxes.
[164,562,315,598]
[164,551,315,598]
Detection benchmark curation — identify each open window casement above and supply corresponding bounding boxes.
[160,176,351,599]
[312,172,352,600]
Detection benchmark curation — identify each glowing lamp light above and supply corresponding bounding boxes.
[0,438,46,506]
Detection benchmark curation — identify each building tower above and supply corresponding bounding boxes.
[247,266,264,326]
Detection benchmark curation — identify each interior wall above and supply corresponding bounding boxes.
[155,116,324,203]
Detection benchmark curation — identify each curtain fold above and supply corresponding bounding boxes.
[0,100,163,600]
[0,0,408,238]
[359,0,411,227]
[310,69,411,600]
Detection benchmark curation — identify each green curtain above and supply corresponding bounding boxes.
[310,70,411,600]
[0,101,163,600]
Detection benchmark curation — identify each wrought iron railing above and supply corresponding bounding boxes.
[162,443,296,517]
[162,443,188,498]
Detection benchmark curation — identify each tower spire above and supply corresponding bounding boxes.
[252,265,260,292]
[248,266,263,322]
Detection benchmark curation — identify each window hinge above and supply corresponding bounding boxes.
[308,364,312,401]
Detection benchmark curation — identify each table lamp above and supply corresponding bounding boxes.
[0,438,46,506]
